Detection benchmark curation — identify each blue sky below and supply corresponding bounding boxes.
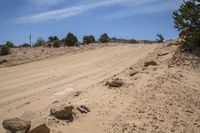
[0,0,183,45]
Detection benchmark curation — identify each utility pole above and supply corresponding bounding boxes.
[29,34,32,47]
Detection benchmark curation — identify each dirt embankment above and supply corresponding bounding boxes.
[0,43,199,133]
[0,43,111,68]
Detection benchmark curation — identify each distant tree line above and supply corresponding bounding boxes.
[0,32,166,56]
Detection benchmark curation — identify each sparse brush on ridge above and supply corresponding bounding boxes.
[19,43,31,48]
[173,0,200,50]
[83,35,95,44]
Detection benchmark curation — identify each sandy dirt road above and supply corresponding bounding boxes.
[0,44,158,132]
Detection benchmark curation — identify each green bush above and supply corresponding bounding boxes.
[129,39,138,44]
[5,41,15,48]
[173,0,200,47]
[0,45,10,56]
[53,41,61,48]
[34,38,46,47]
[20,43,31,48]
[83,35,95,44]
[48,36,61,48]
[99,33,109,43]
[49,36,59,42]
[65,32,78,46]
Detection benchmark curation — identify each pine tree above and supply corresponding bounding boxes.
[65,32,78,46]
[173,0,200,47]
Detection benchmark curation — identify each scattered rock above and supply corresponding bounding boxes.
[158,52,168,56]
[28,124,50,133]
[77,105,90,114]
[2,118,31,133]
[50,104,74,119]
[52,100,59,104]
[144,61,157,67]
[130,71,139,77]
[105,78,123,87]
[73,91,81,97]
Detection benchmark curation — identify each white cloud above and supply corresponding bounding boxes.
[103,0,182,20]
[31,0,64,6]
[18,0,125,23]
[18,0,182,24]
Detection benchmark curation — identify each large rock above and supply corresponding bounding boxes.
[50,104,74,119]
[2,118,31,133]
[105,78,123,87]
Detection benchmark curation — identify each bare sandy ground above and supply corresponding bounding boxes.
[0,43,199,133]
[0,44,157,132]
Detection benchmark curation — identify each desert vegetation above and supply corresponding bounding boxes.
[173,0,200,51]
[99,33,110,43]
[64,32,78,46]
[156,33,165,43]
[0,45,10,56]
[0,1,200,133]
[83,35,96,44]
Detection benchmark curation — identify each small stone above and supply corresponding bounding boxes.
[73,91,81,97]
[130,71,138,77]
[77,105,90,113]
[158,52,168,56]
[144,61,157,67]
[2,118,31,133]
[105,78,123,87]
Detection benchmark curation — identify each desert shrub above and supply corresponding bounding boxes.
[34,38,46,47]
[48,36,61,48]
[99,33,109,43]
[156,33,164,43]
[0,45,10,56]
[49,36,59,42]
[5,41,15,48]
[173,0,200,48]
[20,43,31,48]
[65,32,78,46]
[83,35,95,44]
[129,39,138,44]
[52,41,61,48]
